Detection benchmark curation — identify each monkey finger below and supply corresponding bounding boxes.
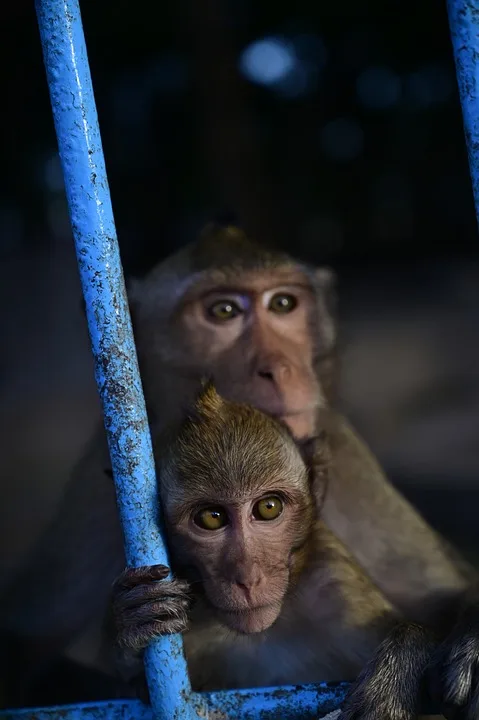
[117,616,189,651]
[113,565,171,591]
[114,579,191,610]
[118,596,190,625]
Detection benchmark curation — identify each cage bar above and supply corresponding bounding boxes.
[29,0,196,717]
[447,0,479,224]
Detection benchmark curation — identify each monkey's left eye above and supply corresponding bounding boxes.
[194,506,228,530]
[207,300,242,321]
[268,294,297,314]
[253,496,283,521]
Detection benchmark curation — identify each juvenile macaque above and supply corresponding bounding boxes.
[114,384,397,688]
[113,384,445,719]
[1,223,474,704]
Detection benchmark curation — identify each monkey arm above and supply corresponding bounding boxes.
[321,411,474,622]
[340,622,438,720]
[427,583,479,720]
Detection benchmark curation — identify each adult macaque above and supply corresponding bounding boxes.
[113,383,446,719]
[126,222,473,619]
[0,223,474,701]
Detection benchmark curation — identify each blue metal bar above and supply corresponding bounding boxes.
[447,0,479,224]
[0,683,348,720]
[34,1,197,718]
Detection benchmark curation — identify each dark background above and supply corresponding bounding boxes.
[2,0,477,270]
[1,0,479,707]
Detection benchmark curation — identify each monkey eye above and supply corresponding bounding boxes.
[252,496,284,521]
[207,299,242,321]
[268,293,297,314]
[193,506,228,530]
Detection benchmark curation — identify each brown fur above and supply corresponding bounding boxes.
[114,385,399,693]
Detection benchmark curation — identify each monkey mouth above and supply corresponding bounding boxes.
[217,603,282,634]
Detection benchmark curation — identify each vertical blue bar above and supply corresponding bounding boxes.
[447,0,479,225]
[34,1,200,717]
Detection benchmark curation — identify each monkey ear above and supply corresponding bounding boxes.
[297,431,328,468]
[297,431,330,508]
[310,266,338,352]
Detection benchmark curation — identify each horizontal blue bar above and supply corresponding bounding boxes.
[0,682,349,720]
[204,681,348,718]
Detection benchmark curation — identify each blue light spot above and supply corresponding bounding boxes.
[320,118,364,162]
[240,37,297,86]
[356,66,402,110]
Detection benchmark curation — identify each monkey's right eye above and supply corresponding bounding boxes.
[193,507,228,530]
[207,300,241,321]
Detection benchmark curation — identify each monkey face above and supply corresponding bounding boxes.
[134,265,335,440]
[181,270,322,440]
[169,488,312,635]
[160,384,319,636]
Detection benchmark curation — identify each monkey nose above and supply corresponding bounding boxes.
[235,578,261,602]
[256,361,291,386]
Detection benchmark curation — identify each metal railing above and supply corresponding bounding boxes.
[2,0,478,717]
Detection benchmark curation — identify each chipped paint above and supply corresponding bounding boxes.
[203,681,349,718]
[1,683,349,720]
[34,0,197,717]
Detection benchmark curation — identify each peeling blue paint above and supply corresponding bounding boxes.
[0,701,154,720]
[447,0,479,222]
[0,683,349,720]
[34,0,196,717]
[203,681,349,718]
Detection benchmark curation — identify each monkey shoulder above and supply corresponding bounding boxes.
[301,523,399,644]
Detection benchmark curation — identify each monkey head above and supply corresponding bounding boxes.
[158,382,329,635]
[128,223,336,440]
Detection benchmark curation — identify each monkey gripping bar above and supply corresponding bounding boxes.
[1,0,477,718]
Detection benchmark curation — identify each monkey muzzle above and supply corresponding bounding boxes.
[217,603,283,634]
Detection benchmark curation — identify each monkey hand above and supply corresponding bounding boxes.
[112,564,191,653]
[428,614,479,720]
[340,623,434,720]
